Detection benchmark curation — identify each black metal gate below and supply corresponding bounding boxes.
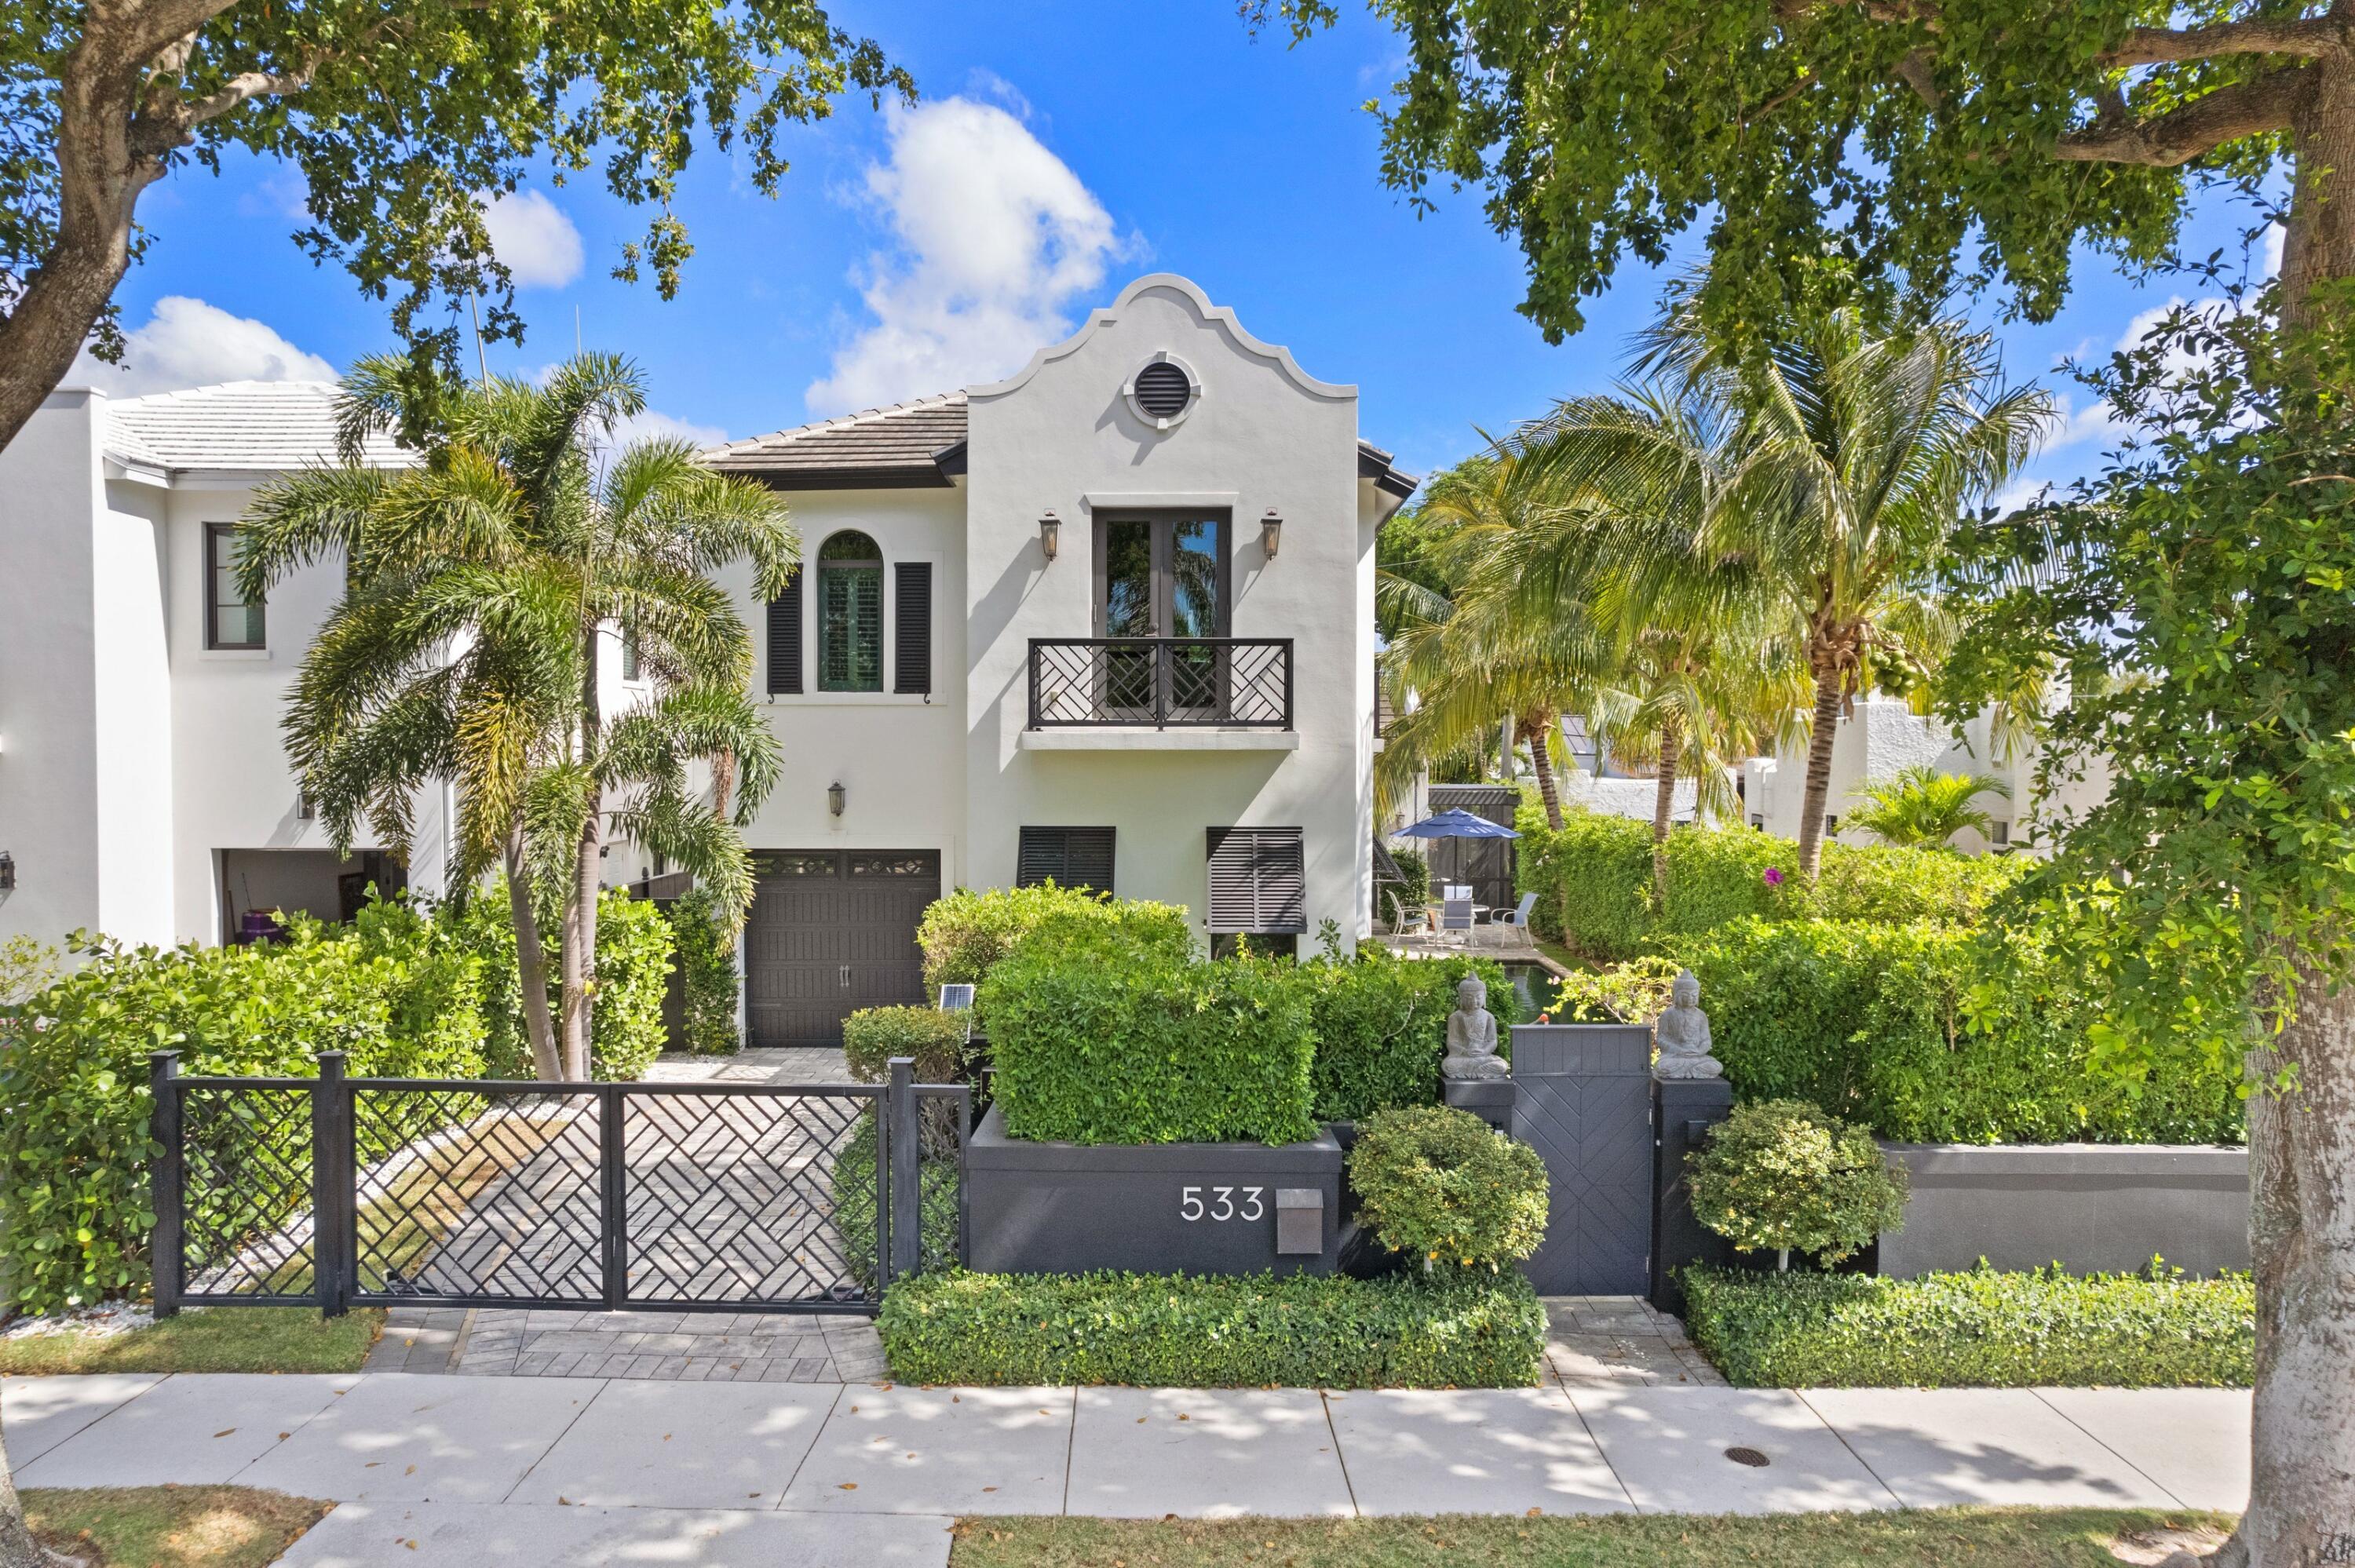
[149,1052,966,1318]
[1509,1023,1655,1296]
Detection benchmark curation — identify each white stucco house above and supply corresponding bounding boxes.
[0,274,1415,1047]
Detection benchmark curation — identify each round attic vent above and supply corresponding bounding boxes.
[1125,356,1199,429]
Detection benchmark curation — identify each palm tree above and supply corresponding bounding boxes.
[1617,293,2050,879]
[1842,764,2011,848]
[241,354,796,1079]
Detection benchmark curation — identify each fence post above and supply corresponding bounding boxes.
[149,1052,183,1320]
[886,1058,922,1282]
[601,1084,629,1309]
[312,1052,352,1318]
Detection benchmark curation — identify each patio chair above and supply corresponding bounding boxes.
[1439,897,1475,947]
[1486,892,1539,948]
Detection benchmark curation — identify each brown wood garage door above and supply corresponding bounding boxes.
[744,850,939,1048]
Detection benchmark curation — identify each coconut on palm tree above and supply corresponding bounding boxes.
[239,354,796,1080]
[1842,764,2011,850]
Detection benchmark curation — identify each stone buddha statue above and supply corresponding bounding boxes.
[1652,968,1723,1080]
[1440,974,1506,1080]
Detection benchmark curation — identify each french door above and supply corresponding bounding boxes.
[1094,512,1229,720]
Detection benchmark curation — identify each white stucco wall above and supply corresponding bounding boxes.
[0,392,108,946]
[726,488,968,878]
[91,480,175,944]
[963,275,1375,943]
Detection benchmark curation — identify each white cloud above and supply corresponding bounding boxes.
[2263,221,2285,279]
[69,296,336,395]
[805,97,1134,415]
[603,407,730,453]
[479,190,584,290]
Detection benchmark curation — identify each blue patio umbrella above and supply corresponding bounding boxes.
[1393,808,1521,841]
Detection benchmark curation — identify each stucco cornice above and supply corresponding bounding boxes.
[968,274,1356,404]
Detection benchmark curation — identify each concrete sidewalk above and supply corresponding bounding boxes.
[2,1370,2248,1568]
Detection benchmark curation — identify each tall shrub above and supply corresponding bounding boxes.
[663,886,741,1057]
[984,947,1316,1146]
[455,880,673,1080]
[1305,946,1519,1122]
[0,909,485,1315]
[1674,917,2245,1145]
[918,884,1193,1005]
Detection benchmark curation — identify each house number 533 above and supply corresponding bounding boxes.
[1180,1186,1265,1223]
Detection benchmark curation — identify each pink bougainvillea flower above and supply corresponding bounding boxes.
[1762,866,1785,887]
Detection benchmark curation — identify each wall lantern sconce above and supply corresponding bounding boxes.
[827,781,846,818]
[1260,509,1283,560]
[0,851,14,894]
[1039,510,1061,563]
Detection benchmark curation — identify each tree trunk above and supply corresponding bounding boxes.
[1794,656,1845,881]
[502,828,562,1082]
[0,1424,74,1568]
[1525,711,1565,830]
[560,633,604,1081]
[2222,953,2355,1566]
[1651,717,1681,910]
[0,24,177,454]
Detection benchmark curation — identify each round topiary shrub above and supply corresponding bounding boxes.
[1686,1098,1909,1269]
[1349,1105,1550,1271]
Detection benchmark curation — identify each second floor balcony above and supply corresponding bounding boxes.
[1024,637,1295,749]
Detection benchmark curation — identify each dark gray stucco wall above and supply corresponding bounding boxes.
[1878,1143,2249,1278]
[966,1105,1345,1275]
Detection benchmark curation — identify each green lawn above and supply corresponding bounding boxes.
[946,1508,2234,1568]
[0,1307,382,1376]
[23,1486,331,1567]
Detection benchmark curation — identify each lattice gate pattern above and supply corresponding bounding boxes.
[623,1090,878,1306]
[149,1054,954,1319]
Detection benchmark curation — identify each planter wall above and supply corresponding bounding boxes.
[1878,1142,2249,1278]
[967,1104,1346,1276]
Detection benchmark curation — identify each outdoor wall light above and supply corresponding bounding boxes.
[827,781,846,818]
[1261,509,1283,560]
[0,851,14,894]
[1039,510,1061,563]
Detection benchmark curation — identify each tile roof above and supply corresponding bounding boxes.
[699,391,969,488]
[701,388,1420,498]
[104,381,411,475]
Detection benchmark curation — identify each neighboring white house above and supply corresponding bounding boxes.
[0,275,1414,1047]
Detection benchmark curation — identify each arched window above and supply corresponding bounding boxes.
[817,530,884,692]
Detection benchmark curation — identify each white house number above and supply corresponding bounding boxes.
[1180,1186,1265,1223]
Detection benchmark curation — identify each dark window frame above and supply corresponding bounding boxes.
[1091,510,1232,639]
[816,529,885,693]
[205,522,266,651]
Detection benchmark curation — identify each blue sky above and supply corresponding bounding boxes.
[78,2,2276,499]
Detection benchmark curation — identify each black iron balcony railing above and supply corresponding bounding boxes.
[1028,637,1294,729]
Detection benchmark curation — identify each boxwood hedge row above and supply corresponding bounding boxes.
[1681,1264,2255,1388]
[878,1268,1549,1387]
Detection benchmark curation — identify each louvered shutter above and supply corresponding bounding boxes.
[767,570,802,695]
[893,561,933,695]
[1017,827,1115,895]
[1204,827,1306,933]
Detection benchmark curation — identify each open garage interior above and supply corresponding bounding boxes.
[217,848,406,943]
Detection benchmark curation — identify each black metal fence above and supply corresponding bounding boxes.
[150,1052,968,1318]
[1028,636,1292,728]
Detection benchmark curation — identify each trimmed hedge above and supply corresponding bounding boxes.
[842,1005,967,1085]
[917,884,1193,999]
[1677,918,2245,1144]
[878,1268,1549,1387]
[0,902,485,1315]
[827,1112,959,1291]
[1681,1264,2255,1388]
[985,946,1317,1146]
[1304,946,1518,1122]
[1518,812,2025,961]
[1349,1106,1550,1269]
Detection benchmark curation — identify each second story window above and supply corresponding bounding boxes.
[818,529,883,692]
[206,523,265,650]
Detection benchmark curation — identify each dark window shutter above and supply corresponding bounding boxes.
[1205,827,1305,933]
[1017,827,1115,895]
[767,570,802,695]
[893,561,933,695]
